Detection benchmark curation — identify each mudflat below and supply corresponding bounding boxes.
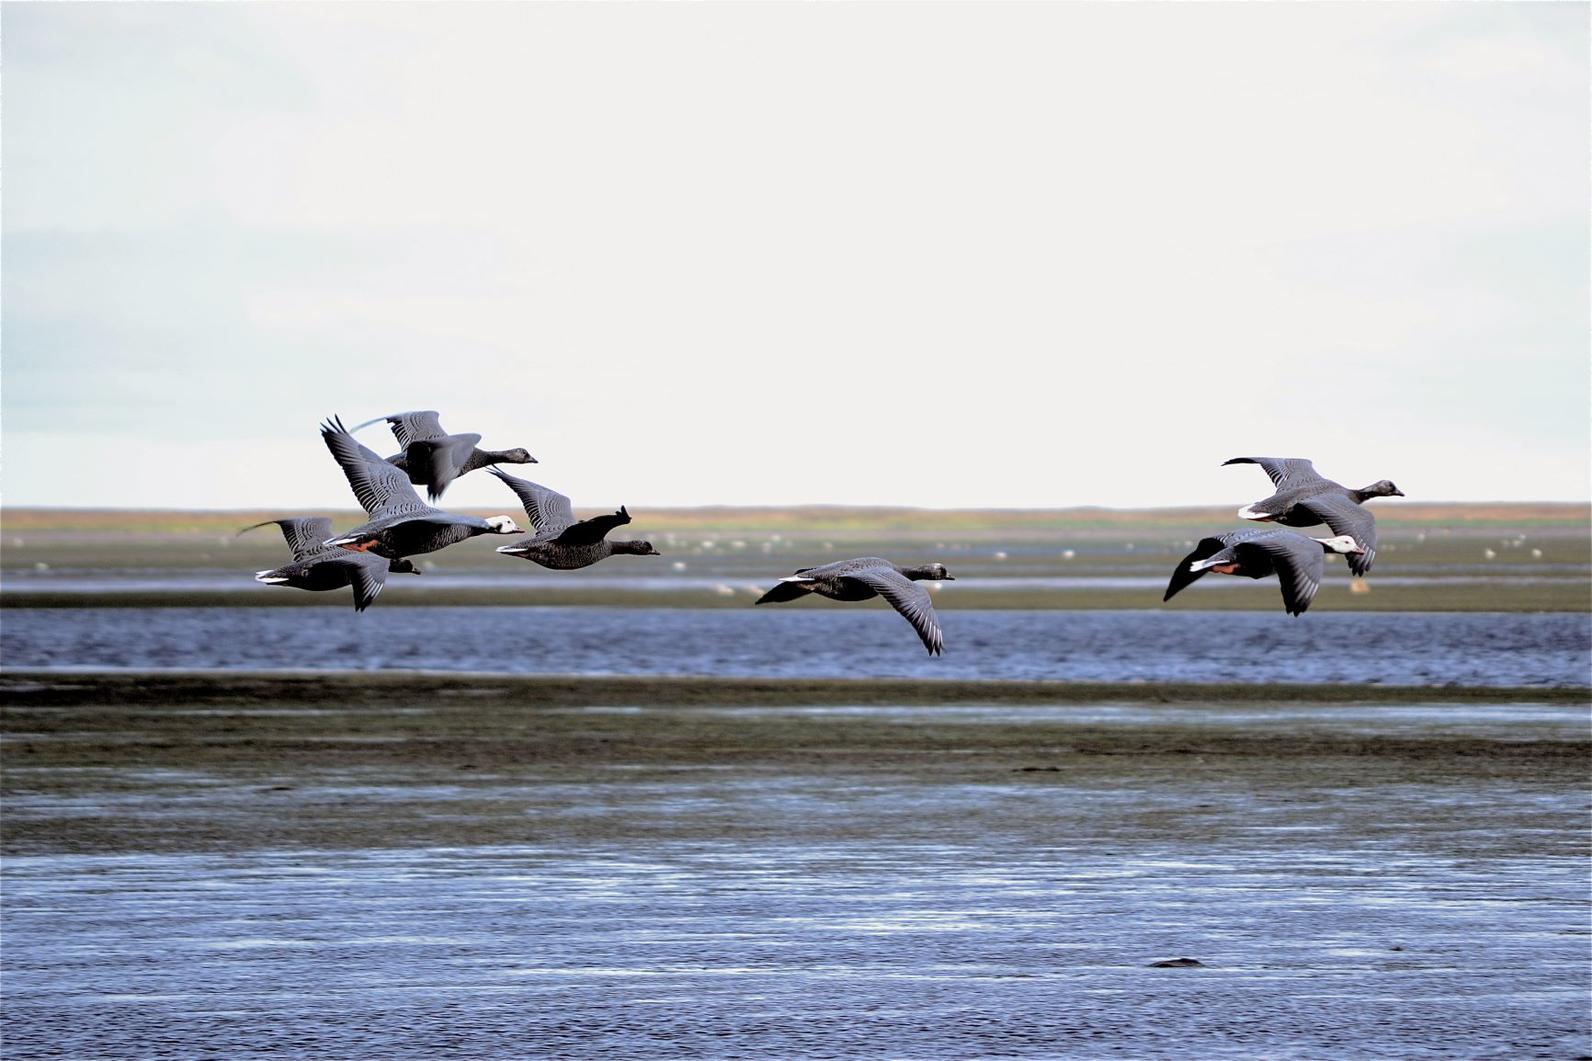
[4,671,1586,855]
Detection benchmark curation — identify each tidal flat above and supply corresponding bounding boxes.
[3,672,1588,1059]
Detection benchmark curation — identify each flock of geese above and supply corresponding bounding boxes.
[246,412,1403,656]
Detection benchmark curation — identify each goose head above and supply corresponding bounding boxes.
[615,540,660,556]
[498,448,537,465]
[1364,479,1404,498]
[484,515,522,534]
[1312,534,1366,555]
[906,563,956,581]
[388,558,422,575]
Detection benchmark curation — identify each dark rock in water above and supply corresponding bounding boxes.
[1149,957,1205,968]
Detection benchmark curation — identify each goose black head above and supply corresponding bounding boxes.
[502,448,537,465]
[906,563,955,581]
[616,540,660,557]
[388,558,422,576]
[1364,480,1404,498]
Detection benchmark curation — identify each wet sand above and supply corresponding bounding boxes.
[3,672,1589,1059]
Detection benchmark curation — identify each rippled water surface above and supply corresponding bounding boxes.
[5,699,1589,1060]
[4,606,1589,685]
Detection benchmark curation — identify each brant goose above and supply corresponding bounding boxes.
[242,516,419,612]
[1163,529,1364,616]
[489,468,659,570]
[755,557,954,656]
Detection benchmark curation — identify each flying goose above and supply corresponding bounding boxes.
[1223,457,1403,577]
[489,469,659,569]
[241,516,419,612]
[1163,529,1364,616]
[352,410,536,501]
[318,417,521,559]
[755,557,954,656]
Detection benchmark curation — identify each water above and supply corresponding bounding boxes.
[5,699,1589,1059]
[4,606,1588,686]
[7,843,1587,1059]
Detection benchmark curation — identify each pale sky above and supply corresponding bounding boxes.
[3,2,1587,511]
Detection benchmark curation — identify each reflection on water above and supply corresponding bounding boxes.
[5,746,1589,1060]
[4,606,1589,685]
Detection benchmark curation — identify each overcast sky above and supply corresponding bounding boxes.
[4,3,1587,511]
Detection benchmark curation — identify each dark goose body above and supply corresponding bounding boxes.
[244,517,419,612]
[1163,528,1364,617]
[755,556,954,656]
[489,469,659,570]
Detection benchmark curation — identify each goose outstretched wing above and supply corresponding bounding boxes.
[321,417,430,519]
[1164,533,1247,602]
[320,550,391,612]
[1291,492,1378,577]
[555,507,632,547]
[1223,457,1325,489]
[487,469,576,535]
[1234,533,1325,616]
[351,410,448,449]
[794,557,894,578]
[239,517,335,561]
[845,566,946,656]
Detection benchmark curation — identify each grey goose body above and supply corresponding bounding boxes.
[489,469,659,570]
[354,410,536,501]
[243,517,419,612]
[318,417,521,559]
[755,557,954,656]
[1163,528,1364,617]
[1224,457,1402,577]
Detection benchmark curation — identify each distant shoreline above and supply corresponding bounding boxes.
[5,669,1587,705]
[4,501,1590,536]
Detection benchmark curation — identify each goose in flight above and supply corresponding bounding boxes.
[755,557,954,656]
[1163,529,1365,616]
[318,417,521,559]
[1223,457,1402,577]
[489,469,659,569]
[352,410,536,501]
[242,516,419,612]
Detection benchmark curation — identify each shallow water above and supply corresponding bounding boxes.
[6,844,1588,1059]
[5,697,1589,1060]
[4,606,1589,686]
